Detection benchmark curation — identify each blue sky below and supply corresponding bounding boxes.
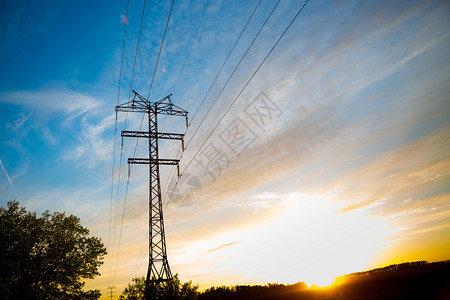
[1,0,449,298]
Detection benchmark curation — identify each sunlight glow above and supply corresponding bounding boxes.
[239,193,396,287]
[177,193,396,288]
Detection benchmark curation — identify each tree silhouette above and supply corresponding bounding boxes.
[119,274,199,300]
[0,201,107,299]
[199,282,309,300]
[120,277,145,300]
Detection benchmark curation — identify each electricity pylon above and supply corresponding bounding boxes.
[106,286,116,300]
[116,90,188,299]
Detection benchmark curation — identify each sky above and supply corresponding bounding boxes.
[0,0,449,298]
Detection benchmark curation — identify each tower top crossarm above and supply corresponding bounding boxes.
[116,90,188,117]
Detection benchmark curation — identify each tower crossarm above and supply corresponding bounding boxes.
[115,90,150,113]
[115,91,188,117]
[156,103,188,117]
[121,131,184,140]
[115,104,149,113]
[127,158,180,165]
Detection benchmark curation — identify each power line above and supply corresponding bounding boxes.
[128,232,149,282]
[112,112,146,285]
[115,95,188,297]
[117,0,174,239]
[0,160,22,202]
[111,0,177,290]
[162,145,183,213]
[161,0,263,213]
[187,0,262,128]
[108,112,118,290]
[117,0,130,107]
[110,0,146,291]
[159,0,212,203]
[159,1,279,210]
[180,0,310,176]
[163,0,268,212]
[112,172,130,285]
[108,0,129,289]
[172,0,211,91]
[147,0,175,100]
[184,0,272,149]
[113,0,148,261]
[125,0,177,255]
[147,0,179,134]
[128,0,148,101]
[110,127,126,290]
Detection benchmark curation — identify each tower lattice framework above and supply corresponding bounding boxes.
[116,90,188,299]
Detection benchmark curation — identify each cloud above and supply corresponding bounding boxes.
[203,0,445,191]
[149,1,450,267]
[0,88,102,118]
[0,88,113,168]
[5,112,32,132]
[61,112,116,166]
[334,128,449,212]
[47,0,450,293]
[207,241,240,253]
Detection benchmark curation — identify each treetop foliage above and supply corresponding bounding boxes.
[119,274,199,300]
[0,201,107,300]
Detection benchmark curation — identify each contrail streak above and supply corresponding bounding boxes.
[0,160,22,202]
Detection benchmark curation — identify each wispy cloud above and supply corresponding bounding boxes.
[2,0,449,295]
[0,88,102,117]
[114,0,450,259]
[61,113,116,166]
[5,112,32,132]
[0,87,117,169]
[207,241,240,253]
[144,3,450,285]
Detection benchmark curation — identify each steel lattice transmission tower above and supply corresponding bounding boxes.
[116,90,188,299]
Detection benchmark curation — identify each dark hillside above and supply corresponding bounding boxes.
[199,260,450,300]
[330,260,450,300]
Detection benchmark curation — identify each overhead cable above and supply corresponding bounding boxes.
[181,0,310,176]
